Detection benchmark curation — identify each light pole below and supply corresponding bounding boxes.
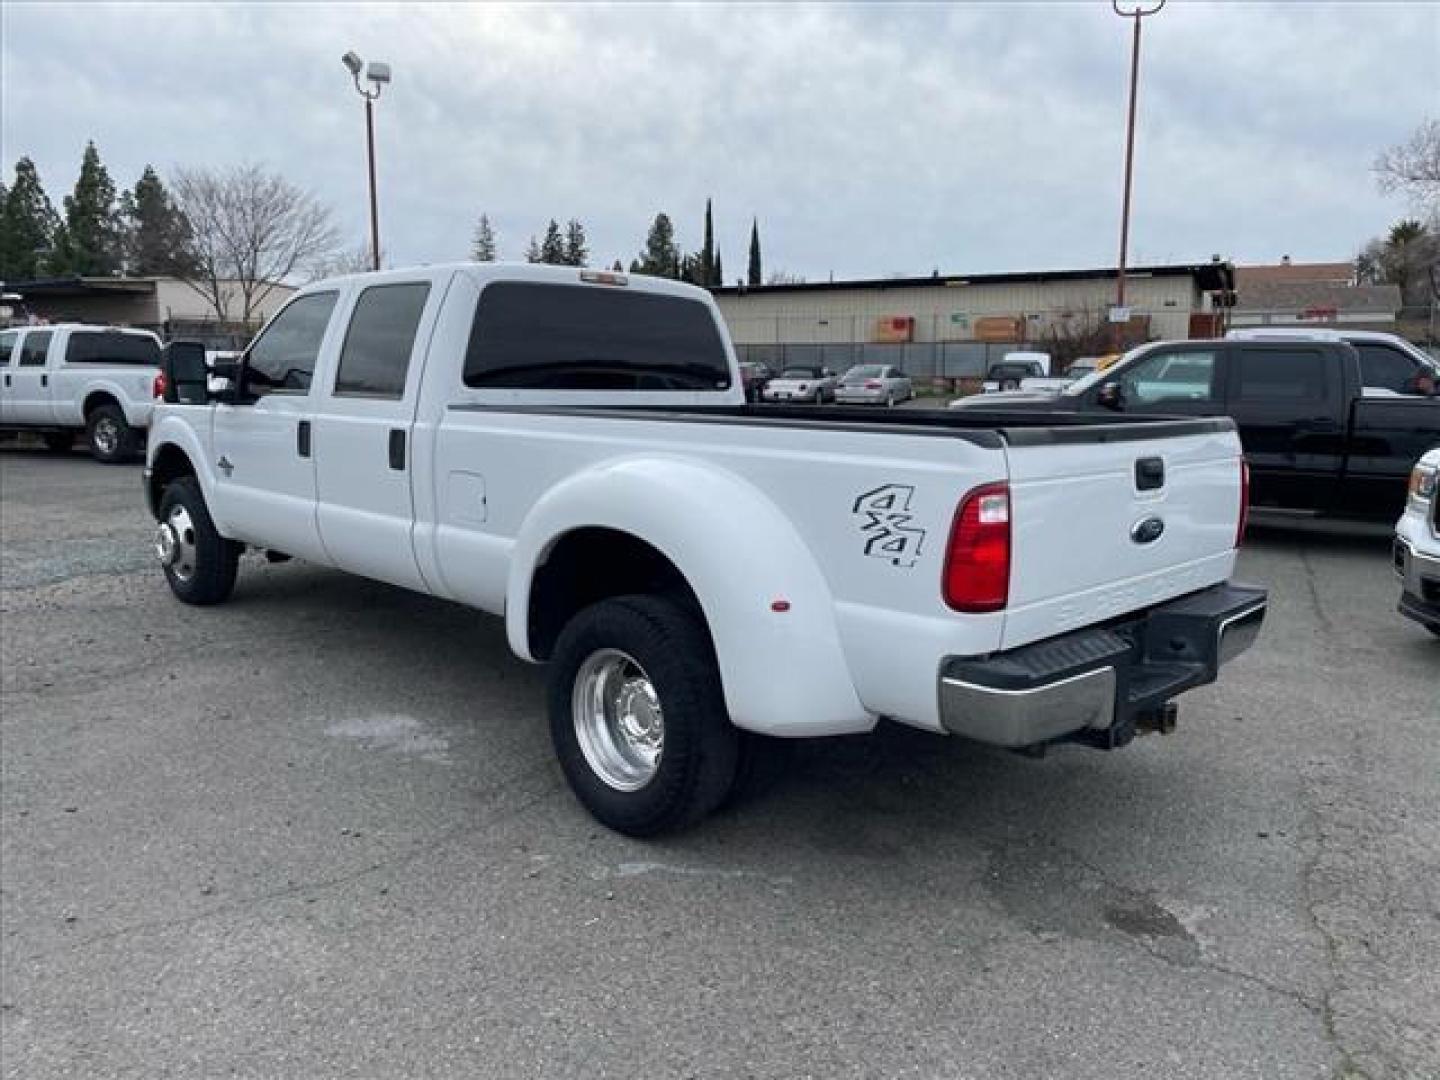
[1111,0,1164,351]
[341,51,392,271]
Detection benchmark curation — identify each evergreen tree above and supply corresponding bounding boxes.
[713,248,723,287]
[122,165,193,276]
[700,198,715,285]
[611,259,624,273]
[539,218,566,265]
[471,213,498,261]
[563,218,588,267]
[0,157,61,280]
[628,258,641,274]
[525,235,542,263]
[747,218,762,286]
[61,141,123,275]
[680,252,700,284]
[637,212,681,278]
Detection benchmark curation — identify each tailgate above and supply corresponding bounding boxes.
[1000,421,1243,650]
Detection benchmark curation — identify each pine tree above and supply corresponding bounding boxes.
[471,213,498,261]
[700,198,715,285]
[61,141,123,275]
[563,218,588,267]
[123,165,193,276]
[611,259,624,273]
[637,212,681,278]
[525,235,542,263]
[628,258,641,274]
[0,157,61,280]
[539,219,566,265]
[747,218,762,286]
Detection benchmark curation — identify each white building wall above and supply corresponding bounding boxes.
[153,278,296,325]
[716,274,1198,345]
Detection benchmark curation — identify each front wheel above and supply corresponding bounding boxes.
[155,477,241,605]
[548,595,739,836]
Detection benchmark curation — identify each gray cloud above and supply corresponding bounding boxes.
[2,2,1436,280]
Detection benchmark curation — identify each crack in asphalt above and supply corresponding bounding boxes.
[9,770,565,965]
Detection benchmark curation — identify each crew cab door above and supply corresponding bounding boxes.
[212,291,340,562]
[0,330,18,424]
[10,329,56,424]
[311,280,435,591]
[1224,344,1345,512]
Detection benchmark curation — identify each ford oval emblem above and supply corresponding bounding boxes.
[1131,516,1166,545]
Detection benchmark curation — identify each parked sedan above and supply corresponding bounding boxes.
[834,364,913,406]
[762,366,838,403]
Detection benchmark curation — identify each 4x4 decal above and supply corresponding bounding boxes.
[853,485,926,567]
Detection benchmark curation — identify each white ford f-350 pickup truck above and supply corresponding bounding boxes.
[144,263,1266,835]
[1,323,162,461]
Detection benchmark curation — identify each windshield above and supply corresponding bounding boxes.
[781,367,819,378]
[843,365,884,380]
[1064,347,1145,395]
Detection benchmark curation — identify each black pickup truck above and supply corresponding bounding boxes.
[955,338,1438,522]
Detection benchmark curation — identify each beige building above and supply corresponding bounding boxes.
[712,262,1233,379]
[2,275,296,344]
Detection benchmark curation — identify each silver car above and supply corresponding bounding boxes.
[762,365,839,403]
[834,364,913,406]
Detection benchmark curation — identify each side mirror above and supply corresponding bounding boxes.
[209,356,244,404]
[161,341,209,404]
[1097,381,1126,411]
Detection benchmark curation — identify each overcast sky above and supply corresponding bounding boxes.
[2,2,1436,281]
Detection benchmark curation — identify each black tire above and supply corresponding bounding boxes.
[548,594,739,836]
[86,404,138,464]
[157,477,241,605]
[43,431,74,453]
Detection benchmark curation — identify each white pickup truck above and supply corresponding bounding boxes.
[144,263,1266,835]
[0,323,162,462]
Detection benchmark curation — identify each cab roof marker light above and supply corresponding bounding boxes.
[580,271,628,287]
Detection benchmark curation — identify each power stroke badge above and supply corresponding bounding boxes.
[853,485,926,567]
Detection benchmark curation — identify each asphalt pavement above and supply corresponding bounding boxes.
[2,446,1437,1079]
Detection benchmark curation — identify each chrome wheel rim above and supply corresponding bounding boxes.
[160,505,198,582]
[572,649,663,791]
[92,417,120,455]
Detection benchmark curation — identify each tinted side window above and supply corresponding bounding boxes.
[1355,344,1417,394]
[1115,349,1220,406]
[334,283,430,398]
[66,331,160,366]
[19,331,52,367]
[463,283,731,391]
[0,332,15,366]
[246,292,339,394]
[1235,348,1332,401]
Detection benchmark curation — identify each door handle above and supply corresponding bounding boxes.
[388,429,406,471]
[296,420,311,458]
[40,374,48,388]
[2,374,9,387]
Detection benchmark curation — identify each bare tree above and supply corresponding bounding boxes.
[171,164,340,323]
[1375,118,1440,214]
[308,242,376,280]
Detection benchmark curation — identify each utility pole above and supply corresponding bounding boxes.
[1111,1,1164,351]
[341,51,392,271]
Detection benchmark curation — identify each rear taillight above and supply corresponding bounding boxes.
[944,481,1011,612]
[1236,457,1250,547]
[153,372,167,400]
[865,380,882,389]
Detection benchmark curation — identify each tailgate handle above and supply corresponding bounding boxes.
[1135,456,1165,491]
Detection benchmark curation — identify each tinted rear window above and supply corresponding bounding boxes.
[1355,344,1419,394]
[0,332,15,366]
[66,331,160,366]
[1235,348,1333,401]
[462,283,730,391]
[334,283,430,398]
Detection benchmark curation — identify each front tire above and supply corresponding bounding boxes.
[548,595,739,836]
[156,477,241,605]
[87,404,138,464]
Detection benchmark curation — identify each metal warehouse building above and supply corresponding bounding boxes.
[712,262,1234,381]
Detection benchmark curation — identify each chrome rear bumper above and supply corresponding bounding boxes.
[938,582,1267,749]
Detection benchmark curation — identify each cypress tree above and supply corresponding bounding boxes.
[713,248,723,288]
[747,218,762,286]
[61,141,123,275]
[0,157,61,280]
[700,198,715,285]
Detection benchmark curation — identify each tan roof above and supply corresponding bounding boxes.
[1234,281,1400,314]
[1235,262,1354,288]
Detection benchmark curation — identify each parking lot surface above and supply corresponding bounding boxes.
[2,447,1437,1079]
